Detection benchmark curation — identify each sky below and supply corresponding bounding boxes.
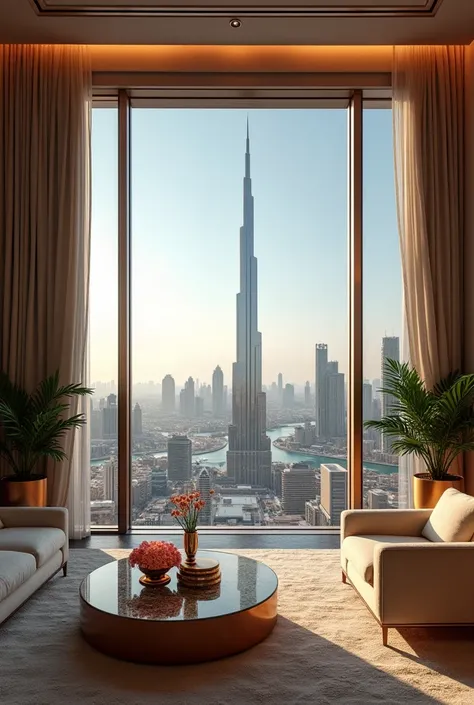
[90,107,401,389]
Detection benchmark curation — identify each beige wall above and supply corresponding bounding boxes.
[89,45,392,73]
[464,41,474,495]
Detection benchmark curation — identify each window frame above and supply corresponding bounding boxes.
[90,76,392,533]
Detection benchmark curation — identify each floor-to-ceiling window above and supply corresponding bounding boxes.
[89,89,398,532]
[362,106,402,509]
[129,108,348,528]
[90,105,119,527]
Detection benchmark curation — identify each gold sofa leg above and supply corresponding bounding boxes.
[62,562,68,577]
[382,626,388,646]
[342,571,347,584]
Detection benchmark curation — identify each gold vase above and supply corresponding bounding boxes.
[138,567,172,587]
[183,530,198,565]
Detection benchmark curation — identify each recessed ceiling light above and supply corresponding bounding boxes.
[230,18,242,28]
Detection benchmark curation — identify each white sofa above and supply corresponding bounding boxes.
[0,507,68,624]
[341,506,474,645]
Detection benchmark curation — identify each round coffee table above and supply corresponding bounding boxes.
[80,550,278,664]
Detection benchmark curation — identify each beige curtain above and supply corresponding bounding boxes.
[0,45,91,534]
[393,46,464,387]
[393,46,465,495]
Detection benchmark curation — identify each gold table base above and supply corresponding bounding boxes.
[178,556,221,588]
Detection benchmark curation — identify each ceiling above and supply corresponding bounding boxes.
[0,0,473,45]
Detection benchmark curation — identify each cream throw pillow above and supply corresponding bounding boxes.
[422,488,474,542]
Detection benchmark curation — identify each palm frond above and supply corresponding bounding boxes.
[0,370,93,477]
[366,360,474,480]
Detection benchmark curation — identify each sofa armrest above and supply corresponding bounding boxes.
[0,507,68,536]
[341,509,433,542]
[373,542,474,625]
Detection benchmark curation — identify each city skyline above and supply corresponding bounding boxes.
[90,108,401,386]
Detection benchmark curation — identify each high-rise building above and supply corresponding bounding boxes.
[319,463,347,526]
[182,377,195,417]
[315,344,329,438]
[281,463,316,515]
[167,435,192,482]
[90,404,103,439]
[282,383,295,408]
[195,396,204,417]
[132,402,143,436]
[304,421,315,446]
[327,371,345,437]
[277,373,283,405]
[198,468,212,525]
[162,374,175,413]
[305,498,320,526]
[103,457,117,505]
[315,345,346,440]
[227,122,272,489]
[368,488,389,509]
[304,381,311,407]
[294,426,305,444]
[381,336,400,452]
[151,469,168,497]
[363,382,373,421]
[212,365,225,417]
[102,393,118,439]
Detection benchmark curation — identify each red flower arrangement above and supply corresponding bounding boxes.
[128,540,182,572]
[170,489,215,531]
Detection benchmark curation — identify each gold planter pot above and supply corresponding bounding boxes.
[413,473,463,509]
[1,476,47,507]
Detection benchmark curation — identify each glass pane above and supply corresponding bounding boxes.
[363,107,401,509]
[89,107,119,527]
[130,108,347,527]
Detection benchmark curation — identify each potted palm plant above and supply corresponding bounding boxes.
[0,370,93,507]
[365,359,474,508]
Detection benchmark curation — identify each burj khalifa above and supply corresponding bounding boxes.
[227,121,272,488]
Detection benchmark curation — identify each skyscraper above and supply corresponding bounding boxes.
[167,435,192,482]
[363,382,373,421]
[277,373,283,406]
[315,344,328,438]
[227,122,272,488]
[198,468,212,525]
[212,365,224,417]
[327,371,345,437]
[132,402,143,436]
[182,377,195,417]
[102,393,118,439]
[281,463,316,515]
[381,336,400,452]
[162,374,176,413]
[304,381,311,407]
[319,463,348,526]
[282,383,295,408]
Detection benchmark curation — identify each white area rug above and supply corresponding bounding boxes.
[1,548,473,705]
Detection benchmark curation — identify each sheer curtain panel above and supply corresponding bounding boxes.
[0,45,92,538]
[393,46,465,499]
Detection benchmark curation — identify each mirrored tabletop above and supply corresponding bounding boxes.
[80,550,278,622]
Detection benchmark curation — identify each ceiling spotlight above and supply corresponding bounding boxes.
[230,18,242,28]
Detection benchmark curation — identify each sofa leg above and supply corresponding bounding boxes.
[341,571,347,584]
[382,626,388,646]
[62,562,68,577]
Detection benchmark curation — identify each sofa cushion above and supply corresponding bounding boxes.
[0,518,3,529]
[0,527,66,568]
[342,535,431,585]
[0,551,36,601]
[422,488,474,542]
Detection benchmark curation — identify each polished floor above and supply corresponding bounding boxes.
[71,533,340,550]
